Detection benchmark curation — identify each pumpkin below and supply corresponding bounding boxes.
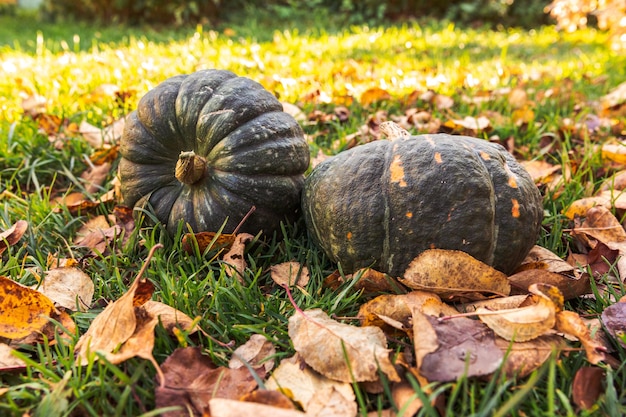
[302,124,543,276]
[118,69,310,235]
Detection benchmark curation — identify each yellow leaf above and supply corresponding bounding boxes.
[399,249,510,299]
[360,87,391,107]
[0,276,56,339]
[601,142,626,164]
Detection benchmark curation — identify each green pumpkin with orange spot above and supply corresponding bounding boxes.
[302,125,543,276]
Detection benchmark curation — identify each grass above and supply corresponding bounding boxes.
[1,7,626,416]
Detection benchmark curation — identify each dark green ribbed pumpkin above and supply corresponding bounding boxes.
[302,134,543,276]
[118,69,310,235]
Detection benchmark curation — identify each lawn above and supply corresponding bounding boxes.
[1,7,626,416]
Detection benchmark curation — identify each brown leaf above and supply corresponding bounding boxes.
[75,246,158,364]
[507,269,590,300]
[181,231,237,255]
[80,162,111,194]
[572,206,626,279]
[0,276,57,339]
[419,314,503,382]
[265,354,355,412]
[572,366,605,410]
[0,220,28,256]
[288,308,399,383]
[209,398,306,417]
[520,160,561,186]
[270,262,310,288]
[391,380,423,416]
[348,268,405,294]
[35,267,94,311]
[142,300,197,334]
[556,310,606,364]
[229,334,276,375]
[223,233,254,280]
[79,118,125,148]
[516,245,577,275]
[494,335,563,378]
[399,249,510,300]
[156,346,259,417]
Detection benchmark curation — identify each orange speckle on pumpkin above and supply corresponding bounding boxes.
[346,231,353,240]
[390,154,407,187]
[434,152,443,164]
[406,211,413,218]
[508,176,518,188]
[511,199,520,218]
[504,163,518,188]
[480,151,491,161]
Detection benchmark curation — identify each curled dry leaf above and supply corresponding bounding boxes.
[556,310,606,364]
[181,231,237,255]
[358,291,457,335]
[507,269,590,300]
[400,249,510,300]
[223,233,254,280]
[572,206,626,280]
[36,267,94,311]
[475,284,561,342]
[350,268,405,294]
[265,354,355,412]
[516,245,577,275]
[0,220,28,256]
[229,334,276,375]
[288,308,399,383]
[270,262,310,288]
[0,276,57,339]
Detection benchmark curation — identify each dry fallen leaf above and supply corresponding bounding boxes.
[475,284,560,342]
[265,354,355,413]
[0,275,57,339]
[35,267,94,311]
[80,162,112,194]
[229,334,276,375]
[156,346,260,417]
[209,398,306,417]
[400,249,511,300]
[572,206,626,280]
[223,233,254,280]
[516,245,577,275]
[494,335,564,378]
[360,87,392,107]
[0,220,28,256]
[358,291,457,334]
[0,343,26,369]
[601,301,626,348]
[556,310,606,364]
[270,262,310,288]
[181,230,237,255]
[507,269,590,300]
[418,314,503,382]
[288,308,399,383]
[572,366,605,410]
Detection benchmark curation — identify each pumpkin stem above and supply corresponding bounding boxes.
[379,121,410,140]
[175,150,207,185]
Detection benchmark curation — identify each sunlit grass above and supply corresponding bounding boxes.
[1,9,626,416]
